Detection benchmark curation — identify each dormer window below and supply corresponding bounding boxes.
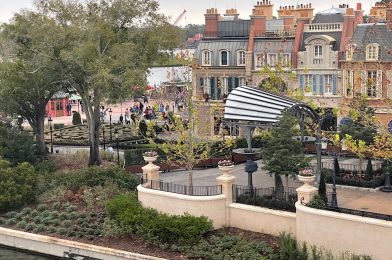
[201,50,212,66]
[237,50,246,66]
[366,43,379,61]
[346,44,356,61]
[220,50,229,66]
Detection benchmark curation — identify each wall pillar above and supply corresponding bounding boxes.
[296,175,318,204]
[216,165,236,226]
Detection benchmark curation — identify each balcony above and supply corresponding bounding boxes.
[304,23,342,32]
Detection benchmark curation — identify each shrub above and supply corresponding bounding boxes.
[34,160,57,174]
[50,211,59,219]
[59,212,68,220]
[236,194,297,212]
[185,235,276,259]
[68,212,78,219]
[17,220,27,229]
[24,223,34,231]
[0,160,37,212]
[308,195,326,209]
[22,215,32,222]
[14,213,23,221]
[53,123,65,130]
[58,227,67,235]
[40,210,51,218]
[32,216,42,224]
[67,230,76,237]
[0,217,5,224]
[41,217,51,225]
[365,158,374,181]
[36,224,46,232]
[53,202,61,210]
[106,194,213,246]
[62,220,72,228]
[76,231,84,238]
[30,210,39,217]
[36,204,47,212]
[72,112,82,125]
[5,218,17,225]
[66,205,78,213]
[5,211,17,218]
[318,171,327,203]
[48,226,57,233]
[51,219,60,226]
[21,207,32,215]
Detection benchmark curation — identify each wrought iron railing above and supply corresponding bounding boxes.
[142,179,222,196]
[233,185,298,212]
[301,198,392,221]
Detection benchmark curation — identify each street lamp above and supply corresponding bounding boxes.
[115,130,120,166]
[109,108,113,144]
[48,116,53,154]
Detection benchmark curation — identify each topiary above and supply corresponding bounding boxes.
[365,158,374,181]
[72,112,82,125]
[318,171,327,203]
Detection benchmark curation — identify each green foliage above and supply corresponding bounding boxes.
[185,235,276,260]
[53,124,65,130]
[365,158,374,181]
[5,211,17,218]
[106,194,213,246]
[318,171,327,203]
[17,220,27,229]
[62,220,72,228]
[0,217,5,224]
[0,124,39,165]
[236,194,296,212]
[58,227,67,235]
[72,112,82,125]
[34,160,57,174]
[0,159,38,212]
[48,226,57,233]
[36,204,47,212]
[262,113,308,187]
[40,210,50,218]
[21,207,32,215]
[24,223,34,232]
[36,224,47,232]
[139,120,148,137]
[5,218,17,225]
[308,195,326,209]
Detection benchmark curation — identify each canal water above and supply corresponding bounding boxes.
[0,247,52,259]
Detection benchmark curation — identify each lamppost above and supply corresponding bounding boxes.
[115,130,120,166]
[321,139,347,207]
[109,108,113,144]
[48,116,53,154]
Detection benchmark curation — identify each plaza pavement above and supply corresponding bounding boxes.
[160,159,392,215]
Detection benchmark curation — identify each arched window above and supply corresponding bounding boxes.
[201,50,212,66]
[237,50,246,66]
[220,50,229,66]
[346,44,356,60]
[366,44,379,61]
[314,45,323,58]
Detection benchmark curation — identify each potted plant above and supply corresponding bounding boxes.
[143,150,158,164]
[298,166,316,185]
[218,160,234,175]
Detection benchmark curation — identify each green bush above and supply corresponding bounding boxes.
[24,223,34,232]
[185,235,276,259]
[48,226,57,233]
[5,211,17,218]
[17,220,27,229]
[22,215,32,222]
[236,194,297,212]
[14,213,23,221]
[0,160,38,212]
[62,220,72,228]
[318,171,327,203]
[365,158,374,181]
[59,212,68,220]
[36,204,47,212]
[40,210,50,218]
[50,211,59,219]
[106,194,213,246]
[58,227,67,235]
[30,209,39,217]
[0,217,5,224]
[323,169,384,188]
[308,195,326,209]
[36,224,46,232]
[33,216,42,224]
[21,207,32,215]
[53,123,65,130]
[5,218,17,225]
[0,124,39,165]
[72,112,82,125]
[51,219,60,226]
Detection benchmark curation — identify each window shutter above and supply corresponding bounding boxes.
[299,74,304,92]
[210,77,215,98]
[228,77,233,92]
[377,70,383,98]
[332,74,338,95]
[360,70,367,95]
[319,75,325,95]
[203,77,210,94]
[387,71,392,98]
[342,70,347,96]
[312,75,317,95]
[235,77,239,88]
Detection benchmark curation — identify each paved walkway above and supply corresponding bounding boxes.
[160,160,392,215]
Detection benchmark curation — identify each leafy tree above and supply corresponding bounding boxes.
[343,134,368,175]
[339,94,377,145]
[262,113,308,190]
[0,12,64,154]
[183,24,205,39]
[35,0,181,165]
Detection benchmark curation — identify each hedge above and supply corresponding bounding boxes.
[323,169,385,189]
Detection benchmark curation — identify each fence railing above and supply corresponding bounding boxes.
[302,198,392,221]
[142,179,222,196]
[233,185,298,212]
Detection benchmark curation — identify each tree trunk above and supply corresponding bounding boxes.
[188,168,193,195]
[35,115,47,155]
[274,174,284,195]
[86,105,102,166]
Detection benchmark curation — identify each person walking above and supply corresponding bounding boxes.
[124,108,130,124]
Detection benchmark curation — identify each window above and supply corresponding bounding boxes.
[56,101,63,111]
[304,75,313,94]
[344,70,354,97]
[346,44,356,60]
[366,44,379,61]
[314,45,323,58]
[255,53,264,69]
[201,77,210,94]
[324,75,333,94]
[267,53,277,67]
[237,50,246,66]
[202,50,211,66]
[239,77,246,86]
[366,71,377,98]
[220,50,229,66]
[280,53,291,67]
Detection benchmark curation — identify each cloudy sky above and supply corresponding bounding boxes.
[0,0,375,26]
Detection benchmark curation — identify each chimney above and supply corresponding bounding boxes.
[252,0,273,20]
[354,2,364,24]
[224,8,240,20]
[387,2,392,31]
[339,6,356,63]
[204,8,221,37]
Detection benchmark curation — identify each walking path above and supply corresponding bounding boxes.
[160,160,392,215]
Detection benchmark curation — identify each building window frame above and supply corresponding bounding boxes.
[239,77,246,87]
[344,70,354,98]
[366,43,379,61]
[267,53,278,67]
[220,50,229,66]
[237,50,246,66]
[280,53,291,68]
[314,45,323,58]
[304,74,313,95]
[255,53,265,69]
[324,75,333,95]
[346,44,356,61]
[201,50,212,66]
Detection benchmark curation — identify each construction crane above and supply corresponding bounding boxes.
[173,10,186,26]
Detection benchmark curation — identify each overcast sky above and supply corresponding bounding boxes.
[0,0,375,26]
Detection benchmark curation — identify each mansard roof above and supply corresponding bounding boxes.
[299,31,342,51]
[194,40,248,66]
[347,23,392,61]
